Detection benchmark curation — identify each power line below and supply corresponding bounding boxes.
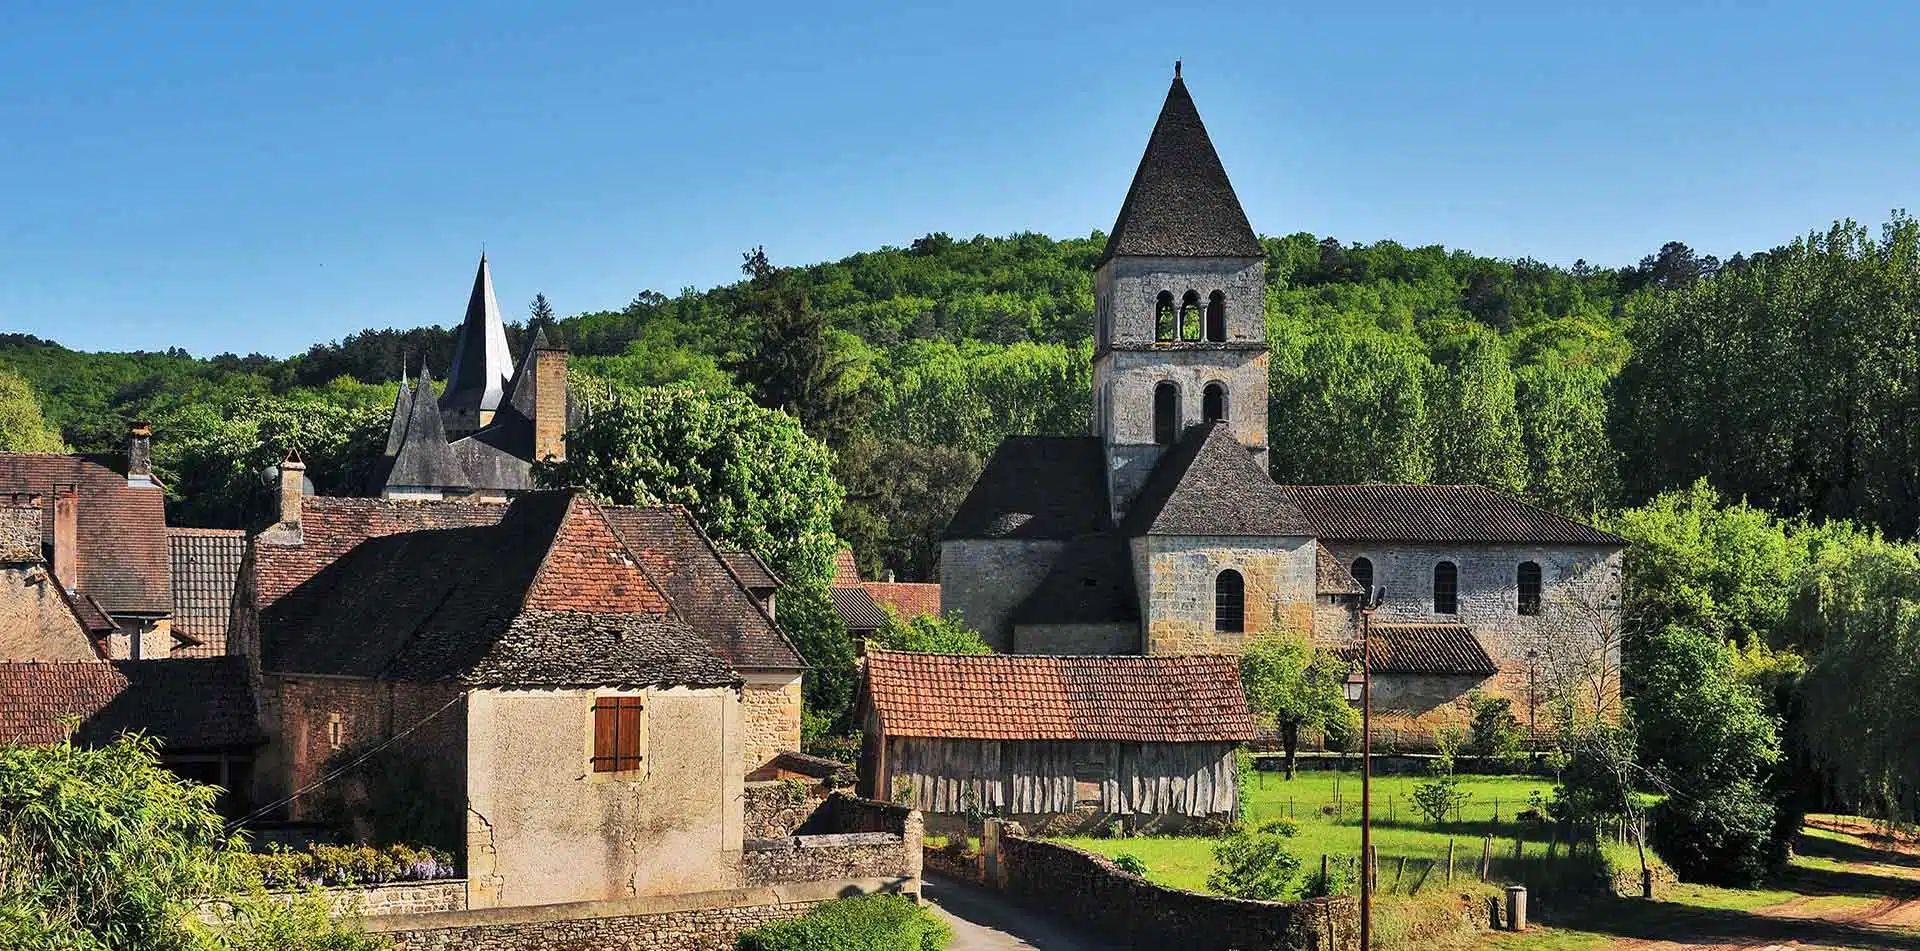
[225,692,465,833]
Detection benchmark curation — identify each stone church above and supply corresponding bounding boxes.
[940,69,1626,742]
[373,255,578,501]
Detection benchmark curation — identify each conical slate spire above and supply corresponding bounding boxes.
[505,325,550,418]
[440,254,515,414]
[388,364,472,492]
[382,369,414,457]
[1102,71,1262,261]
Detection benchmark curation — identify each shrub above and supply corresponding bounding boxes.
[1649,781,1778,887]
[1111,853,1151,877]
[232,842,456,889]
[737,894,951,951]
[1412,776,1471,825]
[1298,854,1358,898]
[1207,831,1302,900]
[1257,817,1301,837]
[1465,691,1527,770]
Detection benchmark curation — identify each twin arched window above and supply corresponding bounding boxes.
[1206,291,1226,342]
[1433,561,1459,615]
[1202,382,1228,424]
[1517,561,1543,616]
[1151,289,1226,342]
[1215,569,1245,633]
[1155,292,1176,341]
[1153,381,1180,445]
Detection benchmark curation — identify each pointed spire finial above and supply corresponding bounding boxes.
[1174,59,1181,80]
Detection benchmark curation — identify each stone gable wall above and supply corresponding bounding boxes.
[740,673,802,772]
[1138,534,1318,654]
[742,780,830,838]
[938,539,1067,652]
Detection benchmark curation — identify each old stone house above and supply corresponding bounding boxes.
[940,69,1626,744]
[0,426,175,659]
[229,469,809,907]
[372,255,578,501]
[858,650,1254,834]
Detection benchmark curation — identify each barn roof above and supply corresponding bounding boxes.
[864,649,1253,743]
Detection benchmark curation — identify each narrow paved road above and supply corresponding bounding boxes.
[922,874,1121,951]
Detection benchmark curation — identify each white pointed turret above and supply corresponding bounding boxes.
[440,254,515,433]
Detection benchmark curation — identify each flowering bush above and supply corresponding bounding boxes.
[238,843,457,889]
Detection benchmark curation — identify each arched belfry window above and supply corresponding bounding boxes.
[1180,290,1203,342]
[1350,557,1374,597]
[1203,382,1228,424]
[1215,569,1245,633]
[1517,561,1543,616]
[1153,381,1180,446]
[1155,291,1176,341]
[1433,561,1459,615]
[1206,291,1227,342]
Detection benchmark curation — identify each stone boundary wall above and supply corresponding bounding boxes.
[984,820,1357,951]
[325,880,469,918]
[743,779,831,838]
[743,832,907,886]
[365,877,912,951]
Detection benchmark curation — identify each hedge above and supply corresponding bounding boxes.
[738,894,951,951]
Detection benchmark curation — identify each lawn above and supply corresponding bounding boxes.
[1062,770,1558,895]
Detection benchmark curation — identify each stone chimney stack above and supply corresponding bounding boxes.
[51,484,77,593]
[279,454,307,528]
[0,494,41,565]
[533,341,569,463]
[127,421,154,488]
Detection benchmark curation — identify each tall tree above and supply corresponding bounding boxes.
[1238,632,1357,778]
[1430,329,1527,493]
[0,368,68,452]
[731,247,866,449]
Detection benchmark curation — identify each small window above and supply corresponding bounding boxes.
[592,696,645,773]
[327,713,344,751]
[1153,381,1179,445]
[1206,290,1226,342]
[1180,290,1203,341]
[1517,561,1543,616]
[1156,291,1176,341]
[1203,383,1228,423]
[1073,761,1109,806]
[1350,557,1373,597]
[1215,569,1245,633]
[1433,562,1458,615]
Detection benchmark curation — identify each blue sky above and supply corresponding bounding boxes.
[2,1,1915,357]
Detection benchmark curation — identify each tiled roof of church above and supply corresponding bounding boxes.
[600,505,804,671]
[254,492,728,688]
[1288,484,1625,545]
[943,436,1110,541]
[1102,72,1262,261]
[1346,623,1499,676]
[440,254,515,415]
[385,365,472,493]
[0,658,262,750]
[0,454,170,616]
[1123,422,1312,537]
[382,373,413,457]
[1011,531,1139,627]
[864,649,1254,743]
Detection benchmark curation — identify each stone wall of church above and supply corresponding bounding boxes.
[1319,542,1623,732]
[1135,535,1318,655]
[939,539,1068,653]
[1012,622,1138,655]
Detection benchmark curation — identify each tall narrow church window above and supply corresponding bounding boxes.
[1206,291,1227,342]
[1517,561,1543,616]
[1203,383,1228,424]
[1350,557,1374,597]
[1156,291,1176,341]
[1215,569,1245,633]
[1433,561,1459,615]
[1180,290,1203,342]
[1153,381,1180,445]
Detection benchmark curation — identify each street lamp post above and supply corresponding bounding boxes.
[1526,649,1539,746]
[1359,585,1384,951]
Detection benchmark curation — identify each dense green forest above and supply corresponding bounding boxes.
[4,216,1919,578]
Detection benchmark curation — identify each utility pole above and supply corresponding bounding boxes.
[1359,585,1384,951]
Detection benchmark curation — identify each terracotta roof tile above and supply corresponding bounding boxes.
[1288,484,1624,546]
[1349,624,1498,676]
[0,454,169,616]
[862,582,940,619]
[168,527,244,656]
[832,549,863,587]
[601,506,804,671]
[864,650,1254,742]
[0,658,262,750]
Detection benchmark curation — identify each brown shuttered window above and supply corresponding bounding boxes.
[591,697,644,773]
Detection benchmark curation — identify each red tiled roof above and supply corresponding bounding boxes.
[252,496,510,608]
[863,582,940,619]
[168,527,245,656]
[0,658,262,750]
[0,454,170,616]
[1351,624,1498,676]
[832,549,863,587]
[864,650,1254,743]
[600,505,804,671]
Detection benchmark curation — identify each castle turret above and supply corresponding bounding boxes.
[439,254,514,437]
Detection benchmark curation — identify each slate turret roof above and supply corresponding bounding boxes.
[942,436,1110,541]
[385,365,472,493]
[440,254,515,416]
[382,372,413,457]
[1102,71,1262,262]
[1122,422,1312,537]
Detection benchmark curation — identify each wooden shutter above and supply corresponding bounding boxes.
[592,697,645,773]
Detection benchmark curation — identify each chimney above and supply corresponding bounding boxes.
[52,484,77,593]
[278,454,307,528]
[126,421,154,488]
[533,341,569,463]
[0,494,41,565]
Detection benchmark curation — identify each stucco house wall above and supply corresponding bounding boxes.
[464,685,744,909]
[939,539,1068,652]
[1135,535,1318,655]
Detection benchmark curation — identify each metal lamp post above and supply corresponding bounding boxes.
[1359,585,1384,951]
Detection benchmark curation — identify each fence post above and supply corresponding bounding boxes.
[1447,839,1456,883]
[1395,855,1408,890]
[1321,853,1329,888]
[1513,830,1525,863]
[1480,836,1492,881]
[1369,844,1379,891]
[1493,797,1500,823]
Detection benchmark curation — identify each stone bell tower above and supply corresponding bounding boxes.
[1092,64,1271,520]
